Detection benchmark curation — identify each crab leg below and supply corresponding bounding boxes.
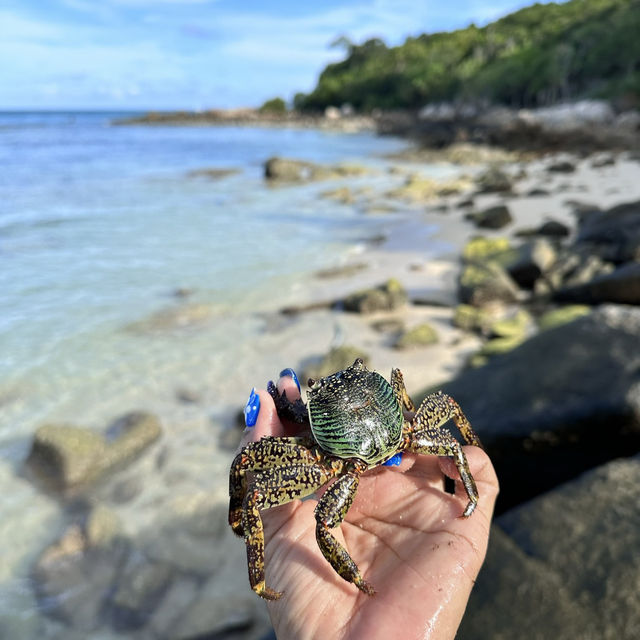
[242,462,337,600]
[314,460,375,596]
[413,391,483,448]
[390,368,417,413]
[229,436,315,536]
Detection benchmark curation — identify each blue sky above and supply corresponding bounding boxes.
[1,0,560,110]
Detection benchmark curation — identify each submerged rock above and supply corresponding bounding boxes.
[25,412,161,495]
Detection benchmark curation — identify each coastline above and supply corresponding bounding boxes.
[5,120,640,638]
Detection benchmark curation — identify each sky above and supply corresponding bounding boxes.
[1,0,561,111]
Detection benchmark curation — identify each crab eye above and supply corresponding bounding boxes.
[307,378,316,387]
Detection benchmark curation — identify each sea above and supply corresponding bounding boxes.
[0,112,462,636]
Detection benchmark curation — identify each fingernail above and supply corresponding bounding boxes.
[279,368,301,391]
[383,452,403,467]
[244,388,260,427]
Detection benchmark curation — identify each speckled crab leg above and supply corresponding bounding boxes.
[242,462,338,600]
[229,436,317,536]
[390,368,417,413]
[403,392,481,517]
[314,459,375,596]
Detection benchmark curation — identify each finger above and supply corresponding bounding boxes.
[238,387,285,450]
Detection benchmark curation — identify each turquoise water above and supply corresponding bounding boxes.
[0,113,411,437]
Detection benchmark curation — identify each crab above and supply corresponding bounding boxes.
[228,358,482,600]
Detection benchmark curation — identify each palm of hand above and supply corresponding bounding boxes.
[247,388,498,640]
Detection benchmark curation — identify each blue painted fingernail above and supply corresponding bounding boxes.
[279,368,301,391]
[383,452,403,467]
[244,388,260,427]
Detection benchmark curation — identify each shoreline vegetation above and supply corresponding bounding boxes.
[16,0,640,637]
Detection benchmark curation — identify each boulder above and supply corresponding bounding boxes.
[537,305,591,331]
[394,323,439,349]
[468,204,513,230]
[553,262,640,305]
[264,156,317,182]
[342,278,408,313]
[574,199,640,264]
[475,166,513,193]
[515,219,570,238]
[462,236,512,263]
[460,456,640,639]
[458,261,521,307]
[503,238,557,289]
[547,160,576,173]
[440,305,640,512]
[25,412,161,495]
[460,457,640,638]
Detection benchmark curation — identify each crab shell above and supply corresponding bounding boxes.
[306,361,404,466]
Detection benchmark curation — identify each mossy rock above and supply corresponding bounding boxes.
[25,424,108,492]
[489,309,533,339]
[538,305,591,331]
[303,346,370,382]
[387,175,472,202]
[458,262,520,306]
[452,304,492,333]
[394,323,439,349]
[478,334,527,358]
[342,278,408,313]
[462,236,513,264]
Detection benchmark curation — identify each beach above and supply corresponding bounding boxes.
[2,112,640,638]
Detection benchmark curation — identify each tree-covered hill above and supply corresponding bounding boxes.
[295,0,639,112]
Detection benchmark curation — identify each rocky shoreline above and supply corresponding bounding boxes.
[16,134,640,639]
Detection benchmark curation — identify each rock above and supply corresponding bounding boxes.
[537,305,591,331]
[303,346,370,382]
[526,187,551,196]
[458,261,521,307]
[547,159,577,173]
[175,387,201,404]
[515,219,570,239]
[462,236,512,263]
[394,323,439,349]
[590,154,616,168]
[440,305,640,513]
[370,318,405,333]
[553,262,640,305]
[32,514,130,631]
[475,166,513,193]
[103,412,162,471]
[25,413,161,495]
[574,199,640,263]
[320,186,354,203]
[538,248,614,294]
[110,554,174,631]
[458,528,598,640]
[489,308,534,339]
[125,303,213,333]
[503,238,557,289]
[264,156,370,183]
[342,278,408,313]
[452,304,494,334]
[462,456,640,639]
[386,174,472,202]
[264,156,317,182]
[314,262,367,279]
[468,204,513,229]
[25,425,107,493]
[186,167,241,180]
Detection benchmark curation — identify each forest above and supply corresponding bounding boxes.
[294,0,640,112]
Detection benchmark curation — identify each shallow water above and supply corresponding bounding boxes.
[0,112,465,636]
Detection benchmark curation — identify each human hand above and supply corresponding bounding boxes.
[236,372,499,640]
